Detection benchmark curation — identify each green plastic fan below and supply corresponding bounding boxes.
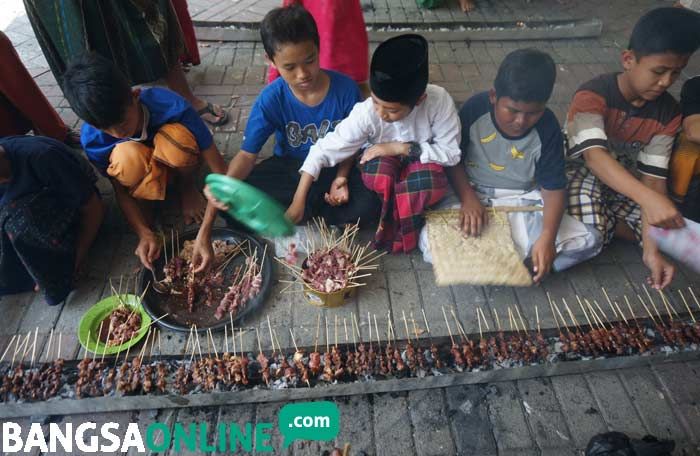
[205,174,295,238]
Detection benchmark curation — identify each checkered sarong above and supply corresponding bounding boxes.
[567,165,642,244]
[361,156,448,253]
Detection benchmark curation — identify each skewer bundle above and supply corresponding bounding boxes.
[277,219,385,295]
[158,230,264,319]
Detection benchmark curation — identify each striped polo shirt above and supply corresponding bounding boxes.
[565,73,681,179]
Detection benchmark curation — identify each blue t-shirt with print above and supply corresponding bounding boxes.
[241,70,361,160]
[81,87,213,175]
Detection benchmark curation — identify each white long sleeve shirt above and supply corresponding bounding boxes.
[300,84,462,180]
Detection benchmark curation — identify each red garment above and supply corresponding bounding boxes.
[0,31,68,140]
[171,0,201,66]
[268,0,369,83]
[361,157,447,254]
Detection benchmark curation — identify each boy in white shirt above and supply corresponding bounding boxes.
[291,34,461,253]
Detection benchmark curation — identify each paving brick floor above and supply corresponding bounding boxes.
[2,1,700,454]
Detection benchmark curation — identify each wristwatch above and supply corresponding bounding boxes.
[405,141,421,158]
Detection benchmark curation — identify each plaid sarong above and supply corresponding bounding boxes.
[361,156,447,253]
[567,165,642,244]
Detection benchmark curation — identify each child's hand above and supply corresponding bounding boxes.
[642,193,685,229]
[643,250,675,289]
[203,184,230,211]
[530,236,556,283]
[191,233,214,273]
[135,231,161,271]
[459,193,487,236]
[325,177,349,206]
[285,199,305,224]
[360,142,404,164]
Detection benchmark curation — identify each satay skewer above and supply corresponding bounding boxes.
[493,308,501,332]
[101,324,112,363]
[149,328,157,359]
[209,329,219,359]
[551,299,569,333]
[56,332,62,360]
[450,308,469,342]
[585,299,606,330]
[593,300,613,328]
[239,328,244,358]
[44,329,54,364]
[267,316,275,355]
[678,290,696,323]
[507,307,515,332]
[344,318,349,345]
[601,287,619,319]
[535,305,541,334]
[368,312,372,350]
[624,296,643,331]
[0,334,17,366]
[137,329,152,361]
[642,285,663,323]
[421,308,433,344]
[562,299,581,332]
[613,301,629,327]
[441,306,455,346]
[514,306,527,335]
[636,294,658,325]
[478,307,490,331]
[10,333,25,369]
[402,310,411,343]
[289,328,299,353]
[547,292,561,331]
[255,327,263,357]
[335,315,339,349]
[375,314,382,350]
[224,326,229,354]
[576,296,594,328]
[30,327,39,367]
[688,287,700,313]
[657,290,679,319]
[315,314,321,354]
[325,316,330,354]
[477,308,483,341]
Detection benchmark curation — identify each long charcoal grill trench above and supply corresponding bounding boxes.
[1,316,699,419]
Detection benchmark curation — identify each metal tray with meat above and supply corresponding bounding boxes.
[138,228,273,332]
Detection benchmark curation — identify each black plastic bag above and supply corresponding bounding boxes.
[585,432,675,456]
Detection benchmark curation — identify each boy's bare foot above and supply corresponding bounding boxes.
[181,184,207,225]
[458,0,476,12]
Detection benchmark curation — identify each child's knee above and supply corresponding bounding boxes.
[108,141,152,187]
[153,123,200,169]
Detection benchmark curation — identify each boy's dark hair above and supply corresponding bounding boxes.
[628,7,700,58]
[61,53,132,129]
[494,49,556,103]
[260,4,320,60]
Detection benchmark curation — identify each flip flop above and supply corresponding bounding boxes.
[197,102,229,127]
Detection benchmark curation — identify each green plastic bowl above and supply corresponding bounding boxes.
[78,294,152,355]
[205,174,295,238]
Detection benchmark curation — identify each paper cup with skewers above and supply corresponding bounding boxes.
[78,294,152,355]
[276,219,385,308]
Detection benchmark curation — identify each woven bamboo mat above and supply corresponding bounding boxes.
[426,209,533,287]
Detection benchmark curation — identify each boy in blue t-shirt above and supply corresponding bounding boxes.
[62,53,227,271]
[195,4,379,271]
[422,49,599,282]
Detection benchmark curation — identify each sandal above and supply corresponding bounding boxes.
[197,102,229,127]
